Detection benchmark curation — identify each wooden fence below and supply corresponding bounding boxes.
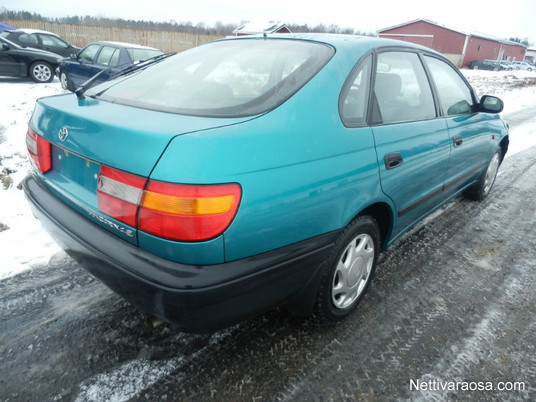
[3,20,224,53]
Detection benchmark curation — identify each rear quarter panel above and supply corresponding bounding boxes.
[150,56,389,262]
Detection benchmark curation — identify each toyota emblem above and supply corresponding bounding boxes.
[58,127,69,142]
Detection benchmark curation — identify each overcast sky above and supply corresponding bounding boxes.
[2,0,535,43]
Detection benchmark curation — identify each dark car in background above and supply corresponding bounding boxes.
[0,36,60,82]
[0,29,80,58]
[57,41,164,91]
[468,59,503,71]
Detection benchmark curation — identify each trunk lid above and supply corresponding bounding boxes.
[31,94,247,176]
[29,93,250,244]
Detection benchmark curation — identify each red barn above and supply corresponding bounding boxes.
[378,19,527,67]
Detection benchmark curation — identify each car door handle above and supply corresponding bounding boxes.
[453,135,463,147]
[384,152,403,170]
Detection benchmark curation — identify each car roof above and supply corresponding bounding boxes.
[88,41,160,50]
[223,33,441,56]
[7,28,60,37]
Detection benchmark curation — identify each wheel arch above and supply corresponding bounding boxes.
[499,135,509,164]
[27,59,55,81]
[286,201,394,316]
[356,201,394,251]
[28,59,53,70]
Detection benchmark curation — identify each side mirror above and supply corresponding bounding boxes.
[0,44,9,51]
[479,95,504,114]
[70,53,77,59]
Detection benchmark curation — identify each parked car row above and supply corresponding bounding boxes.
[469,59,535,71]
[0,28,164,88]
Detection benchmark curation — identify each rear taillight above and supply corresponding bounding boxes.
[139,181,241,242]
[96,165,241,242]
[97,166,146,227]
[26,129,52,174]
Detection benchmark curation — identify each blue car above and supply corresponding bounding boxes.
[57,40,163,91]
[24,34,509,332]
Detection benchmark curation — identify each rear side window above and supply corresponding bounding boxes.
[372,52,436,124]
[89,39,334,117]
[18,33,38,45]
[39,34,68,48]
[340,54,372,127]
[96,46,120,66]
[424,56,476,116]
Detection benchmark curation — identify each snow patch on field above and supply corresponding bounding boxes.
[0,79,65,279]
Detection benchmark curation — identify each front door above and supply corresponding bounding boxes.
[422,55,492,195]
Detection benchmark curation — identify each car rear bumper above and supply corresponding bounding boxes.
[23,174,337,332]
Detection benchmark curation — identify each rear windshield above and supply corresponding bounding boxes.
[87,38,334,117]
[126,48,163,62]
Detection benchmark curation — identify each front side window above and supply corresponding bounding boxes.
[373,52,436,124]
[88,39,334,117]
[424,56,475,116]
[79,44,101,63]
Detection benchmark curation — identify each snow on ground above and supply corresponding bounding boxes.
[0,78,65,279]
[0,70,536,279]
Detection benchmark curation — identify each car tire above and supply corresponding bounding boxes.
[29,61,54,83]
[472,65,479,70]
[60,69,73,91]
[464,147,502,201]
[314,216,380,324]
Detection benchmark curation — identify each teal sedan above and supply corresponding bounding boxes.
[23,34,509,332]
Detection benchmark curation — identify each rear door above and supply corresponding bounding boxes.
[92,45,121,82]
[371,50,451,235]
[423,55,492,195]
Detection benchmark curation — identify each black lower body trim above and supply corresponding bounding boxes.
[23,174,339,332]
[398,163,486,218]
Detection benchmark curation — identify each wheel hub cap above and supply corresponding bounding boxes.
[331,234,374,309]
[348,256,365,287]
